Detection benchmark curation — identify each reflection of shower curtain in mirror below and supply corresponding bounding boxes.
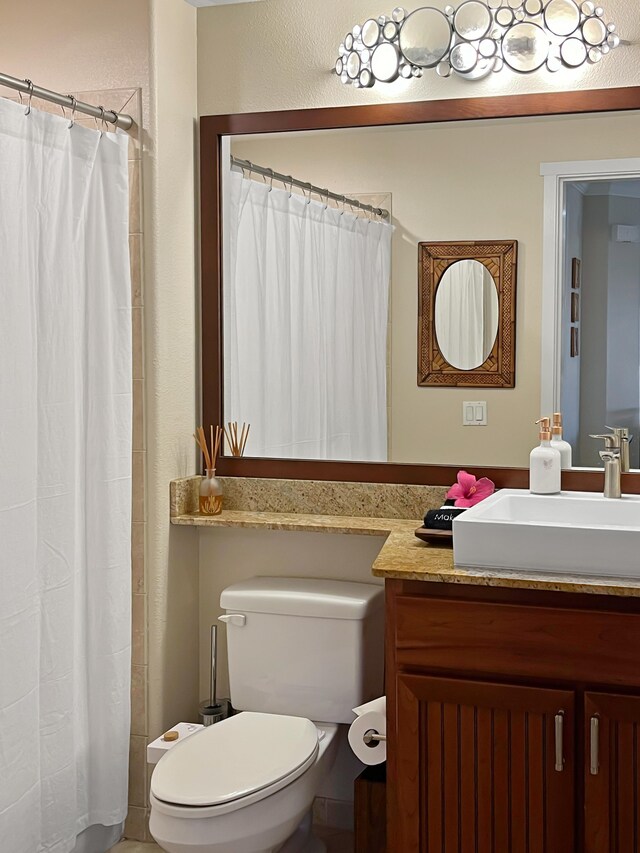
[435,262,497,370]
[224,170,392,461]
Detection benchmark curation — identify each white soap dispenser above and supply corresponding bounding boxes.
[550,412,572,469]
[530,417,561,495]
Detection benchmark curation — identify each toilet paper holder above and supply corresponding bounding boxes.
[362,729,387,746]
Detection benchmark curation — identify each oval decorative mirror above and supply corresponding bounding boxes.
[418,240,517,387]
[434,259,499,370]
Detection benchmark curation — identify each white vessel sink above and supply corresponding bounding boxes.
[453,489,640,580]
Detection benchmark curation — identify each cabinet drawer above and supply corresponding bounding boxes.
[395,595,640,687]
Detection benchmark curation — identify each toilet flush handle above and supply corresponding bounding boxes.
[218,613,246,627]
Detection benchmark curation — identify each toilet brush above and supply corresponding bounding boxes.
[199,625,231,726]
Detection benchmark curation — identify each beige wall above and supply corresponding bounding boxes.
[146,0,200,742]
[230,111,640,467]
[0,0,151,114]
[197,0,640,116]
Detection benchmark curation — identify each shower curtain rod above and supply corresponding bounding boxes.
[0,72,134,131]
[231,155,390,220]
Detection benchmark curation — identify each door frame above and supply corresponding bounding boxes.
[540,157,640,434]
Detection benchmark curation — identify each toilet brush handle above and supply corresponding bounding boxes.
[210,624,217,707]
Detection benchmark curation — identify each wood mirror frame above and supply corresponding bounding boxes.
[418,240,517,388]
[201,86,640,491]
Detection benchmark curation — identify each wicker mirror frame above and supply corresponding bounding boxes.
[418,240,517,388]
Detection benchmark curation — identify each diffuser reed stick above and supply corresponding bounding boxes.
[194,425,223,473]
[212,425,222,468]
[224,421,251,457]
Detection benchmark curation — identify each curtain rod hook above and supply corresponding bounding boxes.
[67,96,77,129]
[95,105,107,133]
[268,168,274,192]
[286,175,293,198]
[305,182,313,205]
[323,189,329,210]
[24,79,34,116]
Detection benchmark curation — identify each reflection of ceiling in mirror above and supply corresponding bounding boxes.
[576,179,640,198]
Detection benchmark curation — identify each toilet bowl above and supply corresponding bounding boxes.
[149,713,339,853]
[149,577,384,853]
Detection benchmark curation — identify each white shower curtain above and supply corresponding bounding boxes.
[435,260,497,370]
[0,99,132,852]
[224,170,392,462]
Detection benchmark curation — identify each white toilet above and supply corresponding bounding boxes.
[149,577,384,853]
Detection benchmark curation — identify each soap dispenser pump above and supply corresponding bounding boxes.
[550,412,572,469]
[530,417,562,495]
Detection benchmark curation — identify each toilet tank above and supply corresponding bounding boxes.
[220,577,384,724]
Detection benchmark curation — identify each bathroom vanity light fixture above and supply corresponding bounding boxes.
[334,1,620,87]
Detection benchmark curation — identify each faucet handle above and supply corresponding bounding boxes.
[605,425,629,438]
[605,426,633,445]
[590,432,621,450]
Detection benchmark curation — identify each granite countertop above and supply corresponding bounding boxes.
[170,476,640,598]
[171,510,417,537]
[372,527,640,598]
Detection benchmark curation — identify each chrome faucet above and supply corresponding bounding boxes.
[605,426,632,473]
[590,431,623,498]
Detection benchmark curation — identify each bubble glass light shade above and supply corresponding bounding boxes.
[334,0,620,88]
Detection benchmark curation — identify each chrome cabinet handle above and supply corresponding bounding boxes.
[590,715,600,776]
[555,711,565,772]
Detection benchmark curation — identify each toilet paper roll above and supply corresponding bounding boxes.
[348,696,387,765]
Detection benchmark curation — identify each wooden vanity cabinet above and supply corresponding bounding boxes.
[385,580,640,853]
[583,692,640,852]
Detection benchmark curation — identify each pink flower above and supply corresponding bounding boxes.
[446,470,495,508]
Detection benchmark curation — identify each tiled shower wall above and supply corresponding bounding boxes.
[9,88,149,841]
[120,89,149,844]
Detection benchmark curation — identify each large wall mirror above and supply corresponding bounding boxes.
[201,89,640,484]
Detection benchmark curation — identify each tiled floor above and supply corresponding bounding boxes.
[109,826,354,852]
[109,844,156,853]
[314,825,355,852]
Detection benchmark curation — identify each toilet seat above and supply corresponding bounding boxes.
[151,712,319,812]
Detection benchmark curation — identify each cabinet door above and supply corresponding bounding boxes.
[584,692,640,853]
[394,674,575,853]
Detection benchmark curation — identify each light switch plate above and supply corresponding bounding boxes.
[463,401,487,426]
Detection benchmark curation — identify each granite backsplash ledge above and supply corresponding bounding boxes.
[170,476,449,521]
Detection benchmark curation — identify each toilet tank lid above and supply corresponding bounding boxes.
[220,577,384,620]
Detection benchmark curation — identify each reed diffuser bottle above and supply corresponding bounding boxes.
[194,425,224,515]
[200,470,223,515]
